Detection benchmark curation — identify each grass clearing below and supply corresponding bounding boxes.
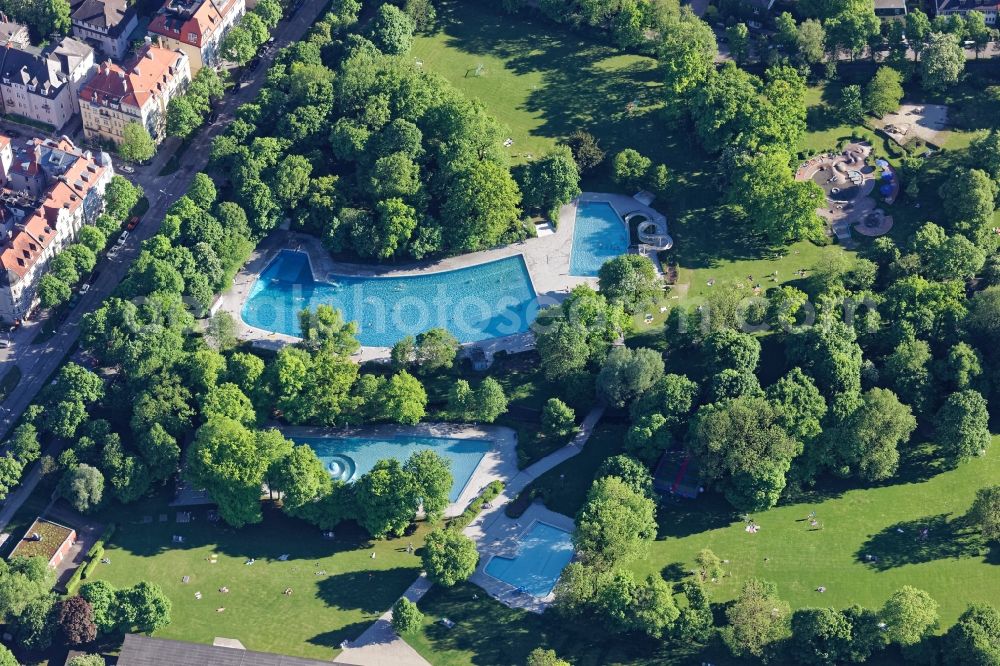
[90,496,433,661]
[632,439,1000,629]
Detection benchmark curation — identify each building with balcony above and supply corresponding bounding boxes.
[79,40,191,146]
[0,135,113,323]
[147,0,245,73]
[0,37,95,131]
[936,0,999,25]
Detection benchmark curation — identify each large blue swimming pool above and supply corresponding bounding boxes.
[569,201,630,277]
[241,250,539,347]
[484,522,574,597]
[293,435,492,502]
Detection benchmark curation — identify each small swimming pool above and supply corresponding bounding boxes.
[569,201,630,277]
[293,434,492,502]
[241,250,539,347]
[484,522,574,597]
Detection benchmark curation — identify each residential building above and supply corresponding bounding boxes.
[70,0,139,60]
[79,40,191,146]
[936,0,999,25]
[117,634,347,666]
[875,0,907,19]
[0,135,113,322]
[8,518,77,569]
[0,37,96,130]
[147,0,246,73]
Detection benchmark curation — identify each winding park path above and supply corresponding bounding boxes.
[336,406,605,666]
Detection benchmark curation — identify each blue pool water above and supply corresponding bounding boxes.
[569,202,630,277]
[292,435,492,502]
[241,250,539,347]
[484,522,574,597]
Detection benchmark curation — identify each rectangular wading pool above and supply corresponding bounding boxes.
[484,521,574,597]
[293,434,492,502]
[241,250,538,346]
[569,201,629,277]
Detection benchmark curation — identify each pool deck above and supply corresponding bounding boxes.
[214,193,667,362]
[467,504,576,613]
[277,423,519,519]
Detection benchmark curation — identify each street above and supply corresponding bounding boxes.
[0,0,329,532]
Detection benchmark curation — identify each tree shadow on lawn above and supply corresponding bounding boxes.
[656,492,738,540]
[315,567,422,615]
[307,620,372,650]
[107,508,381,561]
[856,512,987,571]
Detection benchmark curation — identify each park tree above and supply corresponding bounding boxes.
[414,328,459,371]
[831,388,916,482]
[421,528,479,586]
[840,85,864,124]
[575,475,657,567]
[658,7,718,105]
[562,130,605,172]
[596,454,653,498]
[118,122,156,163]
[12,594,56,651]
[727,149,825,244]
[0,556,55,627]
[527,648,570,666]
[726,22,750,65]
[883,336,933,415]
[58,464,104,513]
[695,548,723,582]
[787,321,864,397]
[936,390,991,465]
[724,578,790,659]
[354,459,419,538]
[907,9,932,57]
[612,149,652,190]
[970,485,1000,541]
[369,3,415,54]
[939,168,998,243]
[404,449,452,522]
[687,395,799,511]
[0,646,16,666]
[704,328,760,376]
[767,368,827,444]
[789,607,854,666]
[921,32,965,91]
[440,161,522,253]
[967,285,1000,345]
[470,377,508,423]
[116,581,172,634]
[58,596,97,645]
[596,346,664,408]
[520,145,580,218]
[866,67,904,117]
[391,597,423,634]
[881,586,939,647]
[541,398,576,441]
[598,255,659,312]
[943,603,1000,665]
[675,580,715,644]
[298,304,360,356]
[270,444,332,510]
[797,19,826,65]
[628,372,699,447]
[187,418,292,527]
[382,371,427,425]
[965,10,992,57]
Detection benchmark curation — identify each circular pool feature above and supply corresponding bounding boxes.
[327,454,357,482]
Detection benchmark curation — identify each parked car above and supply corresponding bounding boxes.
[127,216,140,230]
[118,230,129,243]
[80,283,91,295]
[0,338,11,349]
[107,246,119,259]
[119,164,135,174]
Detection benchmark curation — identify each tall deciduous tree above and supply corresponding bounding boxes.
[421,528,478,586]
[575,475,657,567]
[866,67,904,117]
[724,578,790,659]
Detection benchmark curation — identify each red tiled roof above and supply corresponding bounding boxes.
[78,44,184,110]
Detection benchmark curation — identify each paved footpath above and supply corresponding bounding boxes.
[0,0,329,535]
[337,406,605,665]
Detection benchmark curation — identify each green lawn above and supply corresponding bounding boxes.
[412,0,673,185]
[631,439,1000,629]
[91,498,432,660]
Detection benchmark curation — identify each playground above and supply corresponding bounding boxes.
[795,142,898,245]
